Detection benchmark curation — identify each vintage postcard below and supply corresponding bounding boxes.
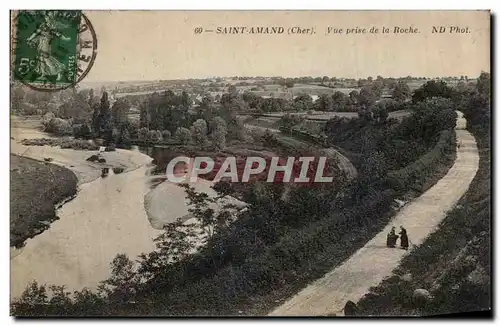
[9,10,491,317]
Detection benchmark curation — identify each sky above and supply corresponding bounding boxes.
[81,10,490,81]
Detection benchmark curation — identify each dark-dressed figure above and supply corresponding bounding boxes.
[386,226,399,248]
[399,226,409,250]
[344,300,358,316]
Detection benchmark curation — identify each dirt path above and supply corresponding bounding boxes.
[269,111,479,316]
[244,124,357,179]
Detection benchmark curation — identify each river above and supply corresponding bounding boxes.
[10,153,165,300]
[10,123,177,300]
[10,120,250,300]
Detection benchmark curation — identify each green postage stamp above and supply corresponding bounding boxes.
[13,10,89,90]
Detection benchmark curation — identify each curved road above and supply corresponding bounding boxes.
[269,111,479,316]
[244,124,357,179]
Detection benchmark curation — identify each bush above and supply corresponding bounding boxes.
[147,130,162,144]
[175,127,192,145]
[72,123,92,139]
[386,131,456,192]
[138,127,149,142]
[44,118,72,136]
[162,130,172,140]
[22,138,98,151]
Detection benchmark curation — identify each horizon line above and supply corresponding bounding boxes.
[80,73,487,84]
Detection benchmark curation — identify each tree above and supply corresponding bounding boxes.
[242,92,263,111]
[372,105,389,124]
[45,118,72,136]
[111,98,130,127]
[279,114,305,133]
[180,184,239,269]
[73,123,92,139]
[14,281,48,307]
[361,151,388,183]
[357,106,373,122]
[162,129,172,140]
[197,96,217,122]
[175,127,192,145]
[48,285,72,306]
[358,86,377,107]
[317,94,334,111]
[98,254,138,304]
[57,89,92,122]
[137,218,197,282]
[92,91,113,141]
[262,129,279,147]
[285,79,294,88]
[293,94,313,111]
[412,80,453,103]
[372,80,384,97]
[228,85,237,96]
[476,71,491,100]
[211,117,227,150]
[147,130,163,143]
[190,119,209,146]
[331,91,351,112]
[10,84,25,112]
[88,88,96,108]
[349,90,359,105]
[138,127,149,141]
[392,81,411,102]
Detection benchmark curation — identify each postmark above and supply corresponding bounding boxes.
[12,10,97,91]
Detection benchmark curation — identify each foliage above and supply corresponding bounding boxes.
[211,117,228,150]
[111,98,131,127]
[357,129,490,316]
[175,127,192,145]
[278,114,305,133]
[392,81,411,102]
[162,129,172,140]
[386,131,456,192]
[293,94,314,111]
[412,80,453,103]
[191,119,209,147]
[146,130,163,144]
[92,91,113,142]
[358,86,378,107]
[261,129,279,148]
[72,123,92,139]
[43,118,72,136]
[138,127,149,142]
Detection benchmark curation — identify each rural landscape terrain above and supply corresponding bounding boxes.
[10,73,490,316]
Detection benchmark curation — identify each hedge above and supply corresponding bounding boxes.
[386,130,456,192]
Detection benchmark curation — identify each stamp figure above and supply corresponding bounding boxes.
[13,10,96,91]
[14,10,81,87]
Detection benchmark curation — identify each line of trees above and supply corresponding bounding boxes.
[12,74,486,316]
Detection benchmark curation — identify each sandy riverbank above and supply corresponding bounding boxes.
[11,130,152,185]
[10,117,160,299]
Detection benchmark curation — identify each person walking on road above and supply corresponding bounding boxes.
[343,300,358,316]
[386,226,398,248]
[399,226,409,250]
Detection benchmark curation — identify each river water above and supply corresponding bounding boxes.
[10,139,239,300]
[10,142,167,300]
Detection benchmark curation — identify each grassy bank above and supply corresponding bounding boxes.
[10,154,78,248]
[356,128,490,316]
